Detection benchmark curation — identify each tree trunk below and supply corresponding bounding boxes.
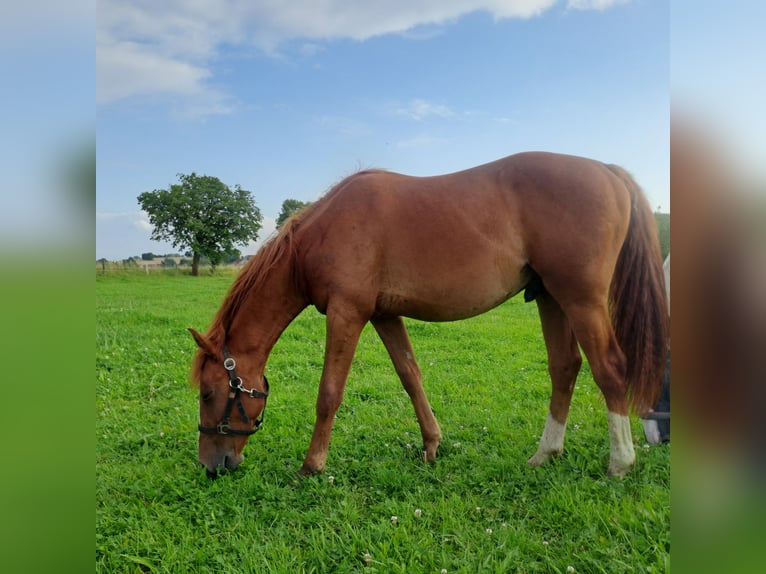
[191,252,200,276]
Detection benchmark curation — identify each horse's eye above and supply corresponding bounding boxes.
[201,389,214,403]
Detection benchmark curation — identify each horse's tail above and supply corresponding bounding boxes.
[607,165,669,415]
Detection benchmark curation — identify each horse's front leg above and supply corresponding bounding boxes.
[299,309,365,476]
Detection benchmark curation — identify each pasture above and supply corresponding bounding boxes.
[96,271,669,573]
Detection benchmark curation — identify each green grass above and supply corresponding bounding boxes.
[96,271,670,573]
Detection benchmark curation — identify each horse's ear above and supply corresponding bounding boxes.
[188,328,215,356]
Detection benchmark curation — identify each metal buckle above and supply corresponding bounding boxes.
[216,421,231,434]
[229,376,244,391]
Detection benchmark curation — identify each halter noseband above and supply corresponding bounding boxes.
[198,346,269,437]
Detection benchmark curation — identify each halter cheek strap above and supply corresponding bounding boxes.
[198,347,269,436]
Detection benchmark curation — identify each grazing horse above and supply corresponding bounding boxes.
[190,152,668,479]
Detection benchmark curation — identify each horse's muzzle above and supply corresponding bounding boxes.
[200,452,244,479]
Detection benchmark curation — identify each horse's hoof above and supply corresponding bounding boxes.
[297,464,321,478]
[527,453,545,467]
[607,461,633,478]
[527,449,559,467]
[422,438,440,463]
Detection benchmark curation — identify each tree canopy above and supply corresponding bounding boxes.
[276,199,312,228]
[137,173,262,275]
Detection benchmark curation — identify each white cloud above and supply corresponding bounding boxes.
[97,1,630,109]
[567,0,628,10]
[238,1,561,44]
[97,210,154,233]
[395,99,454,121]
[134,218,153,232]
[96,39,210,104]
[97,0,242,114]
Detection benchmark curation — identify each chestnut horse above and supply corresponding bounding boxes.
[190,152,668,479]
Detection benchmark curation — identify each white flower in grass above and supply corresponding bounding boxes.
[390,515,398,525]
[567,567,575,573]
[542,540,549,546]
[441,569,448,574]
[414,508,422,518]
[362,553,372,564]
[453,442,461,448]
[328,475,335,484]
[485,528,493,535]
[482,426,488,433]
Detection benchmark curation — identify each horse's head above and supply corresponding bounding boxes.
[189,328,269,479]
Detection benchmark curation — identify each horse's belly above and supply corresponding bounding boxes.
[382,297,514,322]
[374,243,530,320]
[375,274,525,322]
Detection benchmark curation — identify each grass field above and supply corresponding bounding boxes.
[96,270,670,573]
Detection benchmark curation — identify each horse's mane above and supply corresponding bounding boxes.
[190,212,306,384]
[213,169,386,334]
[216,216,306,341]
[191,169,383,384]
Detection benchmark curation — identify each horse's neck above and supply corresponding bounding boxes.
[227,259,307,361]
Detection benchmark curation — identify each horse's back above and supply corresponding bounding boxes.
[297,152,632,319]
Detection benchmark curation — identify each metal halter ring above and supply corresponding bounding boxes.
[223,357,236,371]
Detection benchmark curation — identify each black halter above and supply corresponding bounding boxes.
[198,347,269,437]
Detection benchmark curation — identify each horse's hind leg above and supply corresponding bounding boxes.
[566,304,635,477]
[372,316,442,463]
[528,293,582,467]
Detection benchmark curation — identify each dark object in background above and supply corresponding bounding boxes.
[642,353,670,444]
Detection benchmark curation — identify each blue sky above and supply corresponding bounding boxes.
[0,2,93,252]
[96,0,669,261]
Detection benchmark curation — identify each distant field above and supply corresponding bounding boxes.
[96,271,670,573]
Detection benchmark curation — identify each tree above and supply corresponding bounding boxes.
[654,211,670,260]
[137,173,262,276]
[276,199,312,228]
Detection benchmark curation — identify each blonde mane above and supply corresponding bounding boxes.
[190,213,304,384]
[206,169,384,344]
[190,169,381,385]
